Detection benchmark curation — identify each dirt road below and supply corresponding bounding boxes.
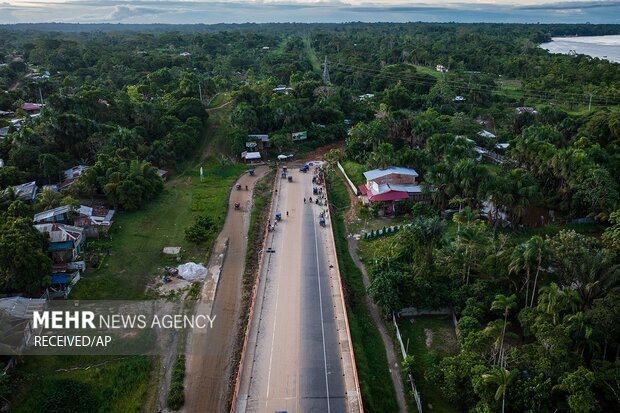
[235,163,361,413]
[184,165,269,413]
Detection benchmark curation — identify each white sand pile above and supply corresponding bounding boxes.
[177,262,208,281]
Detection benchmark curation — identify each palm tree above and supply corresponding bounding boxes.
[400,216,446,269]
[491,294,518,366]
[537,282,581,324]
[483,367,517,413]
[524,235,549,307]
[36,188,62,212]
[509,244,533,306]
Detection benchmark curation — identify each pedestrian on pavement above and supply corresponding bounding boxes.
[286,211,289,217]
[304,198,306,203]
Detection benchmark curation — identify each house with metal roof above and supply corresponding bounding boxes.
[34,204,115,237]
[35,223,85,264]
[242,151,262,163]
[10,181,38,204]
[477,130,497,139]
[59,165,89,189]
[359,166,429,214]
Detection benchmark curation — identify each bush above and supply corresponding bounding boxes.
[166,355,186,410]
[185,215,216,244]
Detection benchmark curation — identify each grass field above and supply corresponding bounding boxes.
[72,158,247,300]
[11,356,153,413]
[396,315,459,413]
[11,98,247,413]
[328,172,399,413]
[494,78,524,100]
[412,64,442,79]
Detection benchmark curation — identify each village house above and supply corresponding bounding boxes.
[241,151,262,163]
[36,223,85,263]
[477,130,497,139]
[8,181,38,204]
[156,169,169,180]
[272,84,294,94]
[20,103,44,113]
[59,165,89,189]
[358,166,429,215]
[33,204,115,237]
[247,134,270,150]
[35,223,85,299]
[516,106,538,115]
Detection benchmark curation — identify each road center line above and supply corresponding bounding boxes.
[312,200,332,413]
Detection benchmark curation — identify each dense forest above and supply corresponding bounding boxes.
[0,22,619,413]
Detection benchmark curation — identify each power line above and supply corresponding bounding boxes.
[328,60,620,107]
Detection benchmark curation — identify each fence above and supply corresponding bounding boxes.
[337,162,358,195]
[364,223,412,239]
[392,313,423,413]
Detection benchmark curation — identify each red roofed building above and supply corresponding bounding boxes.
[359,166,430,215]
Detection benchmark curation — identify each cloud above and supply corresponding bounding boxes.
[108,5,161,20]
[1,0,620,24]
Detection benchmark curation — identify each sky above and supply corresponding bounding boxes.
[1,0,620,24]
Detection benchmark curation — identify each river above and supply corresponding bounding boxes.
[540,35,620,63]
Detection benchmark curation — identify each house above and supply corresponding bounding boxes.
[247,134,270,149]
[261,46,270,51]
[59,165,89,189]
[0,126,8,138]
[35,223,86,299]
[242,151,262,163]
[516,107,538,115]
[0,110,14,117]
[35,223,85,264]
[179,52,191,57]
[20,103,44,113]
[156,169,169,180]
[358,166,429,214]
[273,85,293,94]
[436,64,448,73]
[0,159,4,168]
[10,181,37,204]
[358,93,375,101]
[33,204,115,237]
[453,96,466,103]
[477,130,496,139]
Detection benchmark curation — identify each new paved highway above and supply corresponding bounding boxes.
[236,163,354,413]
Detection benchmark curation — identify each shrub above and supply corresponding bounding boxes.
[185,215,216,244]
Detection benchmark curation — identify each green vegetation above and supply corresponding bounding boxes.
[72,159,246,300]
[1,21,620,413]
[327,171,399,413]
[396,315,459,413]
[166,355,186,410]
[12,356,152,413]
[341,160,366,187]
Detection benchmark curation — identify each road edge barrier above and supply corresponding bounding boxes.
[324,171,364,413]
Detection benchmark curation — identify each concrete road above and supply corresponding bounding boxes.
[184,165,269,413]
[236,164,350,413]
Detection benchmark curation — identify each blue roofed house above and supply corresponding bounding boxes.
[35,223,85,298]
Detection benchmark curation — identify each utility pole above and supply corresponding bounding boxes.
[588,92,594,112]
[198,83,203,104]
[322,56,330,85]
